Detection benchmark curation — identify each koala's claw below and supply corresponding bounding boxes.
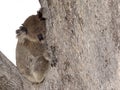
[51,59,57,67]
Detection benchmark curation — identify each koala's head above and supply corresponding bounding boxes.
[16,12,46,43]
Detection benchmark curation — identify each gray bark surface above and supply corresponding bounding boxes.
[0,0,120,90]
[0,51,24,90]
[39,0,120,90]
[0,51,35,90]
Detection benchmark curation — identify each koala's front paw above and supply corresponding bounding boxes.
[43,51,57,67]
[50,46,58,67]
[51,59,57,67]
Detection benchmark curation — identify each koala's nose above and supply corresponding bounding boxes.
[16,30,21,34]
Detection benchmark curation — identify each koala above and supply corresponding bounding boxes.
[16,9,50,84]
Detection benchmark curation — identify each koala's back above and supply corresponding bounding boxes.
[16,42,31,78]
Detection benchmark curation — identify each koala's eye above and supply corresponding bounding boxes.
[19,26,27,34]
[37,34,44,41]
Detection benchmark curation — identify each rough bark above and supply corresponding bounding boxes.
[0,0,120,90]
[39,0,120,90]
[0,51,23,90]
[0,51,35,90]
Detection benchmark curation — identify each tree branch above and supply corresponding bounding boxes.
[0,51,34,90]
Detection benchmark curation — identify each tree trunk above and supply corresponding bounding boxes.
[0,0,120,90]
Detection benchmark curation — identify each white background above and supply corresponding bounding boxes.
[0,0,40,65]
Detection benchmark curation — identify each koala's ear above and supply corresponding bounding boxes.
[37,8,46,20]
